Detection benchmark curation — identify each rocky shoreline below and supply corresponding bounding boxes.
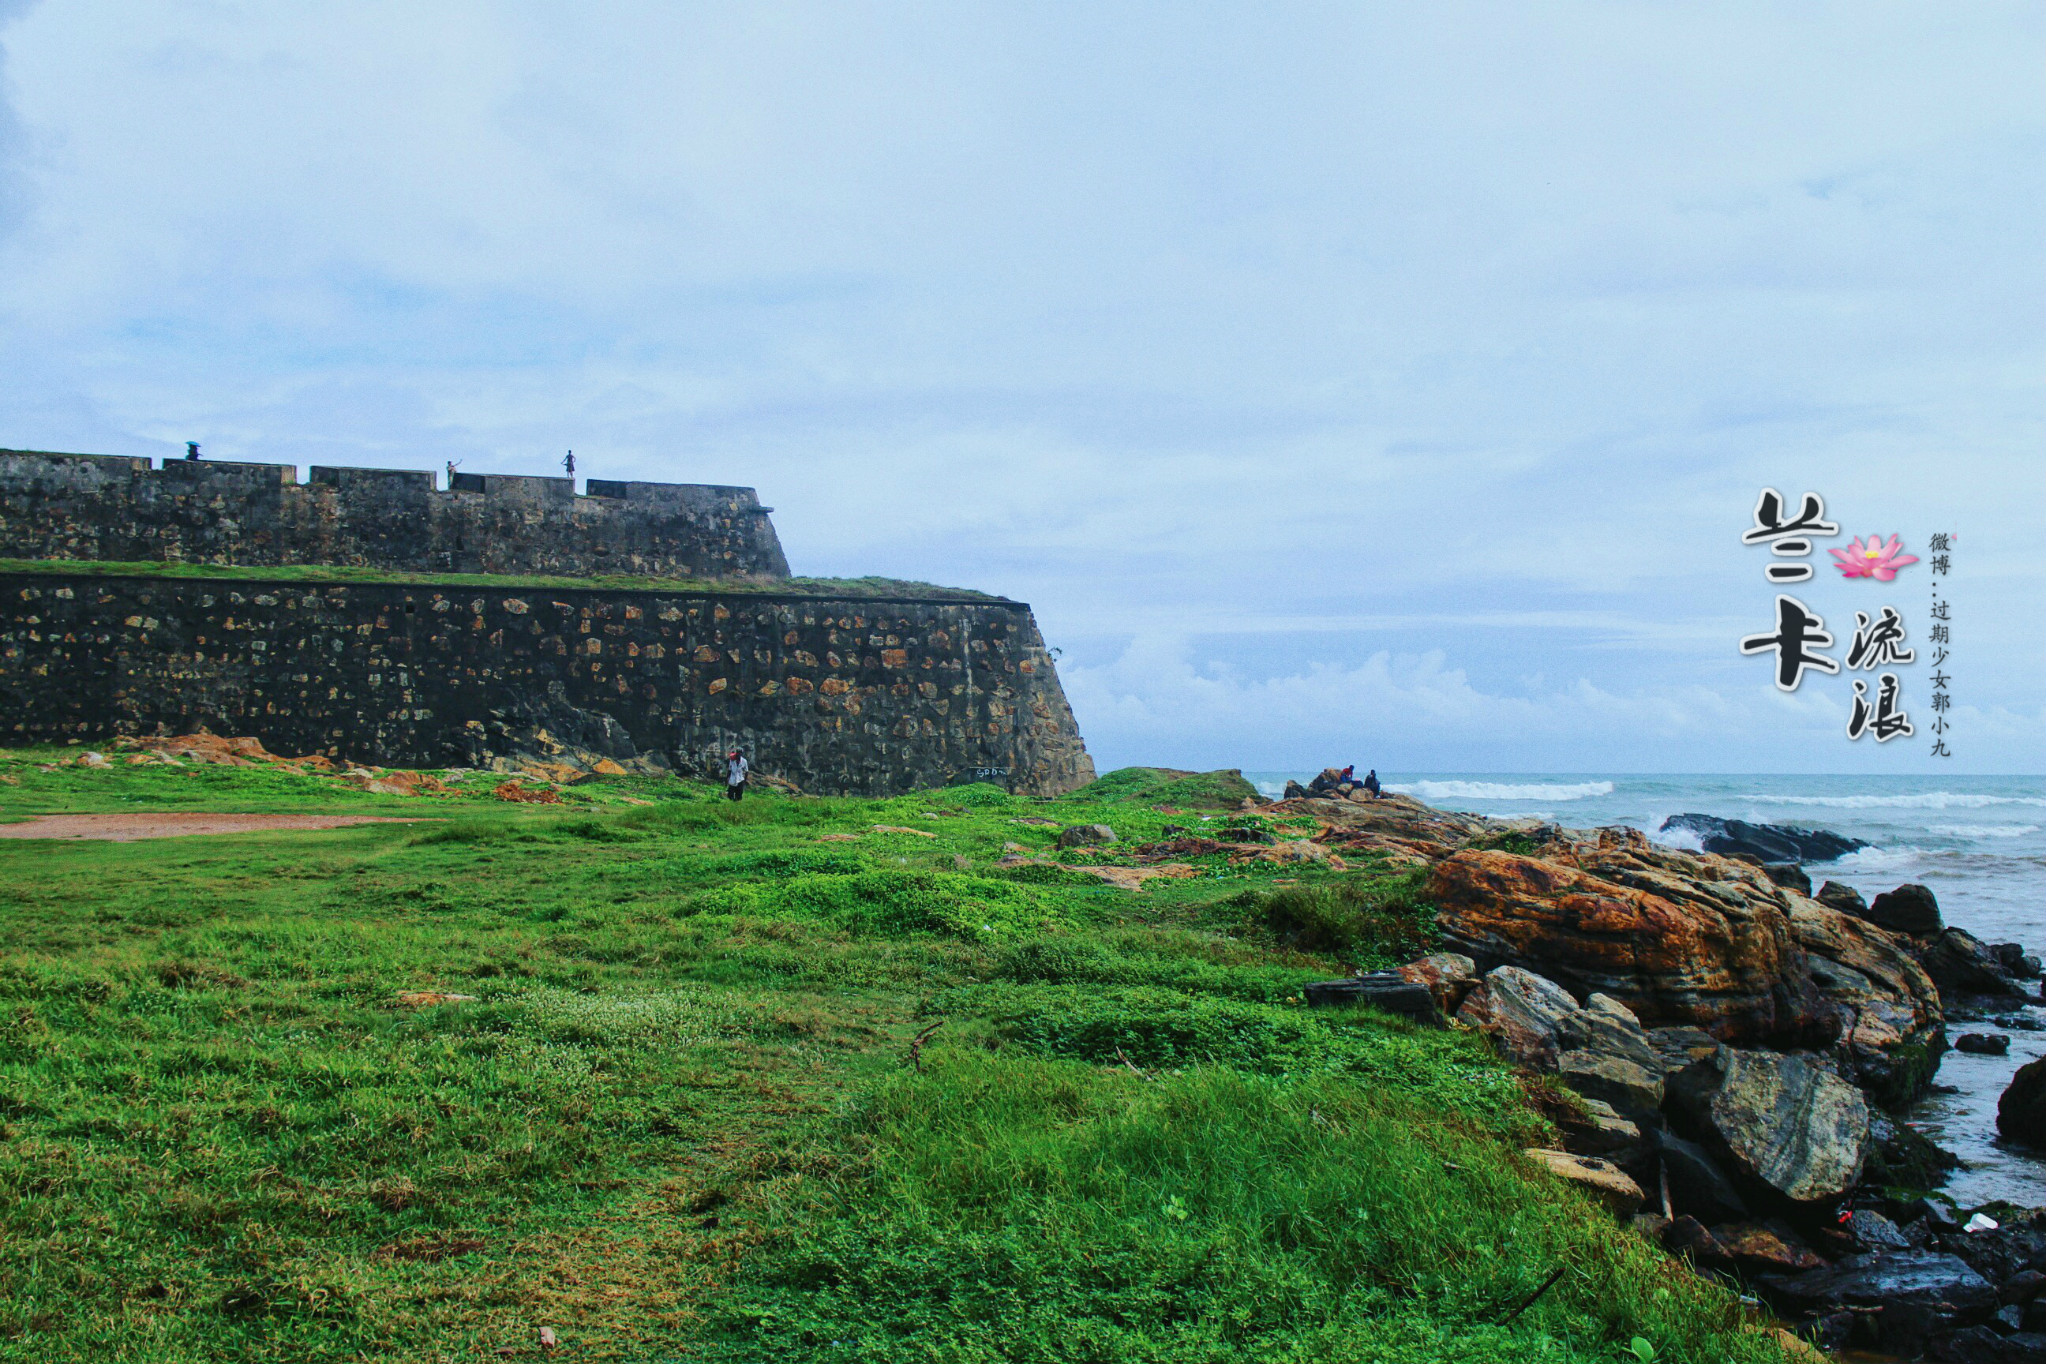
[1196,772,2046,1360]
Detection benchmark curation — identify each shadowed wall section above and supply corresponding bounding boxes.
[0,573,1096,796]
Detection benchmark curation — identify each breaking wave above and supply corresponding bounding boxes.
[1932,824,2041,839]
[1746,792,2046,811]
[1828,846,1925,874]
[1388,780,1615,802]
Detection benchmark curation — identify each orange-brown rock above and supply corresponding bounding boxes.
[1267,791,1486,854]
[1397,952,1480,1016]
[1428,846,1831,1046]
[493,780,561,804]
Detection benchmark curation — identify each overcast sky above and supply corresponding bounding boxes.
[0,3,2038,773]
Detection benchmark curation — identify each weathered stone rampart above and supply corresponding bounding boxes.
[0,449,789,580]
[0,572,1096,795]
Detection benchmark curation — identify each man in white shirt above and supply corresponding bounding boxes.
[725,749,748,801]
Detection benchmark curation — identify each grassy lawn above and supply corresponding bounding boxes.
[0,752,1789,1362]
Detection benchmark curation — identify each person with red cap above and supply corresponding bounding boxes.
[725,748,748,801]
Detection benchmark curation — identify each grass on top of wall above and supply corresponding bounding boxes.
[0,557,1004,602]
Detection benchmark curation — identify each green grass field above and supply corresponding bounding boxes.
[0,751,1790,1362]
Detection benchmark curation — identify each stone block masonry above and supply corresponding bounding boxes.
[0,573,1096,796]
[0,449,790,580]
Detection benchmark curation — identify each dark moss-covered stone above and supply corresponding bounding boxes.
[1865,883,1944,936]
[1817,880,1868,914]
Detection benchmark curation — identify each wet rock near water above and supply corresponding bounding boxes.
[1930,1327,2046,1362]
[1863,1115,1963,1192]
[1959,1032,2013,1056]
[2000,1059,2046,1149]
[1763,862,1813,895]
[1759,1250,1997,1357]
[1665,1046,1870,1204]
[1816,880,1868,915]
[1864,882,1945,936]
[1658,812,1868,864]
[1996,945,2046,980]
[1918,927,2033,1006]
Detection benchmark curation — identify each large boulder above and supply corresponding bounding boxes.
[1666,1047,1870,1204]
[1453,965,1578,1070]
[1658,813,1867,864]
[1917,928,2030,1004]
[1554,993,1665,1116]
[1557,1049,1664,1117]
[1429,845,1831,1045]
[1999,1058,2046,1148]
[1816,880,1868,915]
[1760,1251,1996,1356]
[1864,883,1944,936]
[1785,892,1947,1106]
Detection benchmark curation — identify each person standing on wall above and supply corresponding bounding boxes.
[725,748,748,802]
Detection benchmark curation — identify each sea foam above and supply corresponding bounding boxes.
[1746,792,2046,811]
[1387,780,1614,802]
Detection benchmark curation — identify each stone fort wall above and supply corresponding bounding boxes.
[0,571,1096,796]
[0,449,790,580]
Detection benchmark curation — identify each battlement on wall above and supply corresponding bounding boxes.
[0,448,790,581]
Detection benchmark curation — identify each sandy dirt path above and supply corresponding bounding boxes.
[0,813,431,842]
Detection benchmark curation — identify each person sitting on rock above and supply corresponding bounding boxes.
[1363,769,1381,799]
[725,749,748,801]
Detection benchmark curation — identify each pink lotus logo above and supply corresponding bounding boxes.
[1831,534,1918,581]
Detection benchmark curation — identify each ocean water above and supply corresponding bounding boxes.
[1245,771,2046,1207]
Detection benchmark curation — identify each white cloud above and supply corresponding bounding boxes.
[1064,634,2046,775]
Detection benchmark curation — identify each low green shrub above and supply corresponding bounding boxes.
[1254,871,1437,966]
[691,868,1069,939]
[993,937,1306,1002]
[1075,766,1262,810]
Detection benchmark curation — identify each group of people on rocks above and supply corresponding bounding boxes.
[1303,764,1381,800]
